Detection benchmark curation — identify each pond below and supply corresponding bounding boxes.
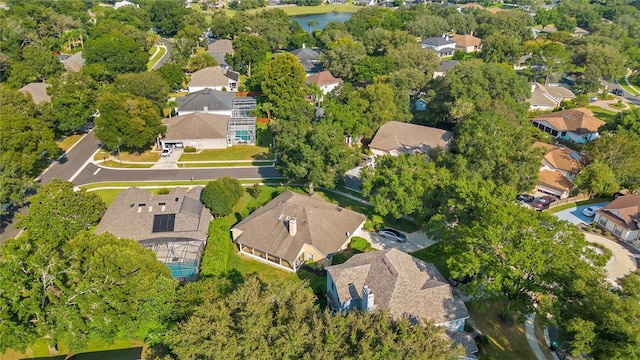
[290,12,353,32]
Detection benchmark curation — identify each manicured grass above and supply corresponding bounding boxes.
[609,102,627,110]
[1,339,143,360]
[181,161,275,168]
[147,44,166,70]
[466,301,537,360]
[179,146,271,161]
[93,151,160,162]
[80,180,282,191]
[168,91,189,97]
[57,134,83,152]
[99,160,154,169]
[215,4,361,17]
[92,189,124,207]
[618,77,640,96]
[587,105,617,123]
[315,190,419,233]
[410,242,451,279]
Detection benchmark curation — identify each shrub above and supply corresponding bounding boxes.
[475,334,489,346]
[247,183,262,198]
[156,188,171,195]
[363,215,384,232]
[350,236,372,253]
[200,219,232,277]
[202,177,244,217]
[184,146,197,153]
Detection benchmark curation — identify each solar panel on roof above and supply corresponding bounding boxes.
[153,214,175,233]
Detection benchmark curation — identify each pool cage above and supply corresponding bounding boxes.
[139,237,206,282]
[228,97,257,145]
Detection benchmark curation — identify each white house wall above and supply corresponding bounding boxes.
[536,184,569,199]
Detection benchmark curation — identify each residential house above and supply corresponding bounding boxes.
[18,83,51,104]
[462,2,483,10]
[534,25,590,38]
[433,60,459,78]
[114,0,139,9]
[61,51,84,72]
[530,108,605,143]
[421,36,457,58]
[528,82,576,111]
[573,27,589,37]
[206,39,234,66]
[94,187,210,281]
[161,113,230,149]
[176,88,235,116]
[230,190,366,272]
[290,46,321,74]
[450,34,482,53]
[188,66,239,92]
[594,195,640,244]
[353,0,376,4]
[369,121,453,157]
[326,248,471,332]
[533,142,583,199]
[305,70,342,96]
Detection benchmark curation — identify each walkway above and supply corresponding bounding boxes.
[525,314,548,360]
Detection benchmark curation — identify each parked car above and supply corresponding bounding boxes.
[360,155,375,167]
[378,228,407,243]
[161,148,172,157]
[532,196,556,210]
[582,206,602,217]
[516,194,535,203]
[612,88,624,96]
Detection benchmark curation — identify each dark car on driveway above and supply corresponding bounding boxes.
[533,196,556,210]
[378,228,407,243]
[517,194,535,203]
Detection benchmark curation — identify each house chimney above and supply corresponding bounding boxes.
[288,217,297,236]
[361,285,374,313]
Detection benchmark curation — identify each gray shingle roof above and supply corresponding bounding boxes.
[231,190,366,262]
[163,113,230,140]
[327,249,470,325]
[95,187,210,242]
[369,121,453,154]
[439,60,459,73]
[207,39,234,55]
[290,48,321,73]
[177,89,235,113]
[422,37,456,47]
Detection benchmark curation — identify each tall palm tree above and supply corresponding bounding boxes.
[306,20,319,33]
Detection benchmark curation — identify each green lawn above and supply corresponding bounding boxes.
[617,76,640,96]
[179,146,271,161]
[1,339,143,360]
[215,3,362,17]
[93,151,160,162]
[57,134,83,152]
[467,301,537,360]
[587,105,617,123]
[147,45,166,70]
[99,160,154,169]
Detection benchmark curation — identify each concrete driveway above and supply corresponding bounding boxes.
[552,202,608,225]
[344,166,363,191]
[353,228,436,253]
[152,148,183,169]
[583,232,637,281]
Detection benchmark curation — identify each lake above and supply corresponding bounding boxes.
[291,12,353,32]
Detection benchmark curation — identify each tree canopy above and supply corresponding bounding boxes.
[201,177,244,217]
[83,34,148,74]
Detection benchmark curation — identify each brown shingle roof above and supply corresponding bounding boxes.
[327,249,470,325]
[232,190,366,263]
[450,34,482,47]
[162,113,229,140]
[533,142,583,173]
[369,121,453,154]
[305,71,342,86]
[63,51,84,72]
[538,169,574,191]
[206,39,234,55]
[95,187,210,242]
[18,83,51,104]
[188,67,232,88]
[531,108,605,134]
[597,195,640,231]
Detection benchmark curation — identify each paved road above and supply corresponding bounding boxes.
[73,163,282,186]
[152,38,172,70]
[601,78,640,106]
[1,132,101,242]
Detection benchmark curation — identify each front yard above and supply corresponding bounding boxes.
[179,145,271,161]
[587,105,617,123]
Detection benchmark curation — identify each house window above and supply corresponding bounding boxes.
[561,131,567,136]
[599,217,608,226]
[614,226,622,236]
[551,130,558,136]
[307,253,313,261]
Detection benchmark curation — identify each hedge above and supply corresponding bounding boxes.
[199,219,232,277]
